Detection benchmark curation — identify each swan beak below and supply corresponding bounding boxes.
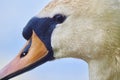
[0,31,48,80]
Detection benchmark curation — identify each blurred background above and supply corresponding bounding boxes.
[0,0,88,80]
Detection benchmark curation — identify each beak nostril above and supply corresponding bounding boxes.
[20,40,32,58]
[20,52,28,58]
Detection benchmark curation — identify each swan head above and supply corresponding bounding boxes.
[0,0,120,79]
[42,0,120,60]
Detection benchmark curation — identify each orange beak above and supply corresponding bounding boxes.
[0,31,48,80]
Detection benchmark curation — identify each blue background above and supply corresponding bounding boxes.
[0,0,88,80]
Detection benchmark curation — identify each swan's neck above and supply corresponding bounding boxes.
[89,55,120,80]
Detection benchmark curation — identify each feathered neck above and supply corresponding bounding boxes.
[88,53,120,80]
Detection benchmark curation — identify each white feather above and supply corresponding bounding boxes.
[37,0,120,80]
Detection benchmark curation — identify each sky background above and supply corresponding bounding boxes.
[0,0,89,80]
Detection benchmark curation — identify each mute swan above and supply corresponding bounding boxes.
[0,0,120,80]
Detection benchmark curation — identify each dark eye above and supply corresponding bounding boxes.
[53,14,66,24]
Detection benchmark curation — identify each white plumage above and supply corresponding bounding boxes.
[37,0,120,80]
[0,0,120,80]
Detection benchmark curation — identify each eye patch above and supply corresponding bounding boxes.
[22,14,66,41]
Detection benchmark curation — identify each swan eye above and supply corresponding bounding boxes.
[53,14,66,24]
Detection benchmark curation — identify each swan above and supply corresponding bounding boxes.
[0,0,120,80]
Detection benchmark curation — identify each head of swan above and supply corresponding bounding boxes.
[0,0,120,80]
[46,0,120,60]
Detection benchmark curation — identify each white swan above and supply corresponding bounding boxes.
[0,0,120,80]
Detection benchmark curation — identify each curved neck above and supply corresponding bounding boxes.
[88,55,120,80]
